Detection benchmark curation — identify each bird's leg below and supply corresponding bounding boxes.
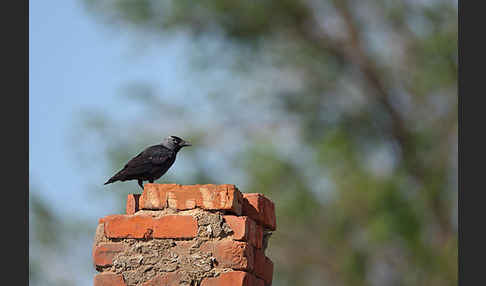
[138,179,144,190]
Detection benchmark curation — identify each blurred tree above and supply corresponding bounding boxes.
[29,183,95,286]
[78,0,457,285]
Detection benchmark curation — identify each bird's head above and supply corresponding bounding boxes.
[162,135,192,151]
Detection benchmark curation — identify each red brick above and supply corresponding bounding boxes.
[242,194,276,231]
[201,271,263,286]
[94,273,126,286]
[103,214,198,239]
[99,214,120,225]
[223,216,250,240]
[142,272,182,286]
[201,240,254,271]
[254,249,274,285]
[254,224,263,249]
[126,194,141,215]
[93,243,127,267]
[139,184,170,209]
[254,276,265,286]
[140,183,244,215]
[224,216,263,249]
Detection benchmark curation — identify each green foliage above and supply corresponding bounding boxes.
[75,0,458,285]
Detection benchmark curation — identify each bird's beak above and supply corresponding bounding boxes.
[182,141,192,147]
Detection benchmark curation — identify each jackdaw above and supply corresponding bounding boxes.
[104,135,191,190]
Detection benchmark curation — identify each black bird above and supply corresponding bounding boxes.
[104,136,192,190]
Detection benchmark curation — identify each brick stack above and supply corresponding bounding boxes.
[93,183,276,286]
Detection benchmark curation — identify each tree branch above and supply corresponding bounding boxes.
[294,0,452,239]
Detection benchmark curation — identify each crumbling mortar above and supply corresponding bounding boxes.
[96,203,262,285]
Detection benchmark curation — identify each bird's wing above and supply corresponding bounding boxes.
[123,146,173,173]
[147,147,174,165]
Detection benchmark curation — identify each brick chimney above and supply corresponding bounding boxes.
[92,183,276,286]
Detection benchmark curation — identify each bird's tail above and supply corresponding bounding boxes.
[104,168,127,185]
[104,177,116,185]
[104,173,121,185]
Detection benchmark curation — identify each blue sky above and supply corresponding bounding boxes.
[29,0,192,216]
[30,0,129,216]
[29,1,195,284]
